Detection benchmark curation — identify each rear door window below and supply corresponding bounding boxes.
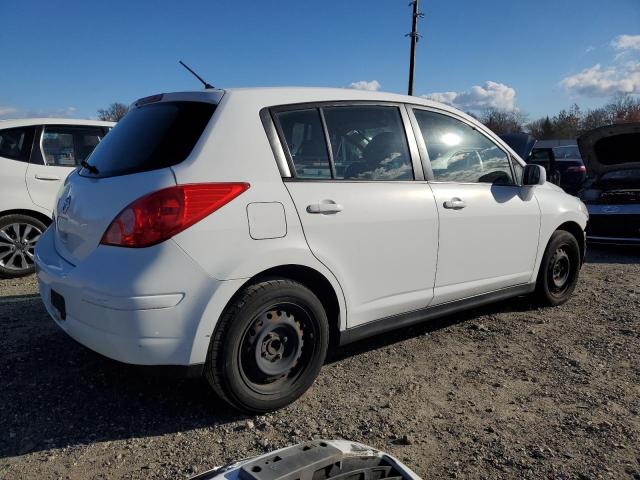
[81,101,216,178]
[323,106,413,180]
[273,104,414,181]
[42,126,106,166]
[0,127,35,161]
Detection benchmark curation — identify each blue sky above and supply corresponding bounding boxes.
[0,0,638,120]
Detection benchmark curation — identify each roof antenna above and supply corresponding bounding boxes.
[179,60,214,89]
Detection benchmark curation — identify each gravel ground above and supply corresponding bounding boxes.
[1,245,639,479]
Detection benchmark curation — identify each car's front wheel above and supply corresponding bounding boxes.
[536,230,581,306]
[205,279,329,413]
[0,214,47,278]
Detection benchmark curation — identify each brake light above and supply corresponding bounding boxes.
[566,165,587,173]
[101,183,250,248]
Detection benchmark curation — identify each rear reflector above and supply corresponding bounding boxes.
[101,183,250,248]
[566,165,587,173]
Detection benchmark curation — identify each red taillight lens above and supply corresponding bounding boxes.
[566,165,587,173]
[101,183,250,248]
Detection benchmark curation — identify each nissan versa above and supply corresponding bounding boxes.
[35,87,588,412]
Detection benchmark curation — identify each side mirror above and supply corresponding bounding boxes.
[523,164,546,186]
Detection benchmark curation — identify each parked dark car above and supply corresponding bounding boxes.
[578,123,640,244]
[499,134,585,193]
[531,145,586,194]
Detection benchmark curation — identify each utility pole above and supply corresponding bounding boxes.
[406,0,423,96]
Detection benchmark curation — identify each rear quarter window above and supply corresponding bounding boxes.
[81,101,215,178]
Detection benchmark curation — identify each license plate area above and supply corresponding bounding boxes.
[51,289,66,321]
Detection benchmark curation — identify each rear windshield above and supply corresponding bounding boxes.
[81,101,215,178]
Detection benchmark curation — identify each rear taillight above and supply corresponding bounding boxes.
[101,183,249,248]
[566,165,587,173]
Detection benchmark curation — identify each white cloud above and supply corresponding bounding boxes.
[560,62,640,97]
[585,45,595,54]
[348,80,381,91]
[422,81,517,112]
[611,34,640,51]
[0,106,19,119]
[0,105,78,120]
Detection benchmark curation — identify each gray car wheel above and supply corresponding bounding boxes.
[0,214,47,278]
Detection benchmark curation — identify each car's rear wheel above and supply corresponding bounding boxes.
[205,279,329,413]
[535,230,581,306]
[0,214,47,278]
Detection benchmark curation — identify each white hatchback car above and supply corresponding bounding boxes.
[0,118,114,277]
[35,88,588,412]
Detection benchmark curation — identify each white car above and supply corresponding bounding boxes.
[0,118,114,277]
[35,88,588,412]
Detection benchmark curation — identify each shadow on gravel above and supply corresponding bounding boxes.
[0,293,41,305]
[585,244,640,264]
[7,241,633,460]
[330,294,539,363]
[0,286,543,459]
[0,297,247,459]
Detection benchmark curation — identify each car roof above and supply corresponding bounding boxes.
[153,86,467,116]
[0,118,115,129]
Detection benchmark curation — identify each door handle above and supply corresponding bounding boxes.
[443,197,466,210]
[306,200,343,214]
[34,174,61,181]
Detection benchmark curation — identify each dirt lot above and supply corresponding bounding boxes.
[1,245,639,479]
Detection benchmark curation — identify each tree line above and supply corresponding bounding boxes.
[475,95,640,138]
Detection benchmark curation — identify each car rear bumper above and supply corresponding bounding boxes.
[35,226,236,366]
[586,204,640,244]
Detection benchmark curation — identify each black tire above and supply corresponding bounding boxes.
[535,230,581,306]
[0,214,47,279]
[205,279,329,413]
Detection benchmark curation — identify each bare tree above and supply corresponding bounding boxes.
[97,102,128,122]
[526,96,640,139]
[527,116,555,139]
[551,104,582,139]
[478,108,527,135]
[607,95,640,124]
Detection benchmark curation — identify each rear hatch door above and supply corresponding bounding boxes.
[53,91,221,265]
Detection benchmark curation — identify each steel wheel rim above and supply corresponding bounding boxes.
[239,302,317,395]
[0,223,42,271]
[549,246,571,294]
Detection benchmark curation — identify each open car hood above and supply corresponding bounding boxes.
[577,123,640,175]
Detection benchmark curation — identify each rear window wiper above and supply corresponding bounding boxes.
[80,160,100,175]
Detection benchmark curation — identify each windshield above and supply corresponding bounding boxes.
[81,101,216,178]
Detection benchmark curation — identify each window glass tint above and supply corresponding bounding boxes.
[42,126,106,166]
[0,127,34,161]
[323,106,413,180]
[275,109,331,179]
[83,101,215,178]
[414,110,514,184]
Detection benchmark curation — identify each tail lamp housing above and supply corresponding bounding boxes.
[101,183,249,248]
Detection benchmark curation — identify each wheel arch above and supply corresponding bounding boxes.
[233,264,343,348]
[556,220,586,263]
